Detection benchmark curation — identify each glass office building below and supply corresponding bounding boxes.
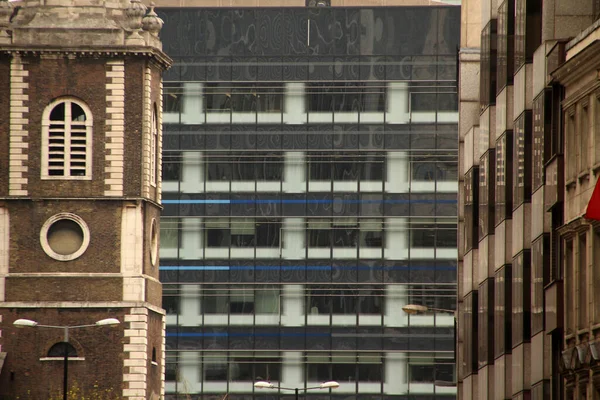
[158,6,460,399]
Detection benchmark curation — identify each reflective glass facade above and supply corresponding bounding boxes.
[158,6,459,399]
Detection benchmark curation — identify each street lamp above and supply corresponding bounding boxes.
[14,317,120,400]
[254,380,340,400]
[401,304,456,316]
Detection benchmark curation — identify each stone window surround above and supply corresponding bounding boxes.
[41,97,93,180]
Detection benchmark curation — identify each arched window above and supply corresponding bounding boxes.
[47,342,78,357]
[150,104,158,186]
[41,98,93,179]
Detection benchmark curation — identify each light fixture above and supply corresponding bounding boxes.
[320,381,340,389]
[95,318,120,326]
[434,380,457,387]
[402,304,429,315]
[254,381,275,389]
[13,319,39,327]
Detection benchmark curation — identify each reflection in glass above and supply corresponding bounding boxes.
[360,219,383,247]
[163,82,183,113]
[203,286,280,315]
[307,219,331,247]
[160,218,180,250]
[332,218,358,247]
[162,151,182,181]
[203,353,228,381]
[411,152,458,182]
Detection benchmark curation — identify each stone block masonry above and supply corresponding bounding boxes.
[105,60,125,196]
[9,55,29,196]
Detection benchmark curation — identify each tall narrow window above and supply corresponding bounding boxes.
[150,105,158,186]
[42,98,93,179]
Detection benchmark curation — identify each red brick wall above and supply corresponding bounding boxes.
[6,201,122,275]
[146,310,164,398]
[123,57,145,198]
[25,56,108,198]
[0,308,127,399]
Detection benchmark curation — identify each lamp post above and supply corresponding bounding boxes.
[402,304,457,388]
[13,317,120,400]
[254,380,340,400]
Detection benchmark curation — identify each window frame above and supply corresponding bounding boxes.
[41,97,93,180]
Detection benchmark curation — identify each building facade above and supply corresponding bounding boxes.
[458,0,600,399]
[158,5,460,399]
[0,0,170,398]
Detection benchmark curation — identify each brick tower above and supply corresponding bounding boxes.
[0,0,170,398]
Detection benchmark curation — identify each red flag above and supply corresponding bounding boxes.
[586,177,600,220]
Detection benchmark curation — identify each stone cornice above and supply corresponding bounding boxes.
[552,40,600,87]
[0,46,172,68]
[557,216,592,238]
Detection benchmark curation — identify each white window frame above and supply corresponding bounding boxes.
[41,98,93,180]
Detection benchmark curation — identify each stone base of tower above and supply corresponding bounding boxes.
[0,302,165,400]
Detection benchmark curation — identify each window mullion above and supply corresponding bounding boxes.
[64,101,72,176]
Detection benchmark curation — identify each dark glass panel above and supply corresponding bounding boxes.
[480,20,497,109]
[411,151,458,182]
[162,151,181,181]
[412,223,435,247]
[479,150,496,239]
[409,364,434,383]
[462,291,478,377]
[494,265,512,357]
[496,0,514,93]
[229,286,255,313]
[495,132,513,224]
[255,219,281,247]
[358,286,384,314]
[514,0,542,69]
[308,219,331,247]
[532,90,552,191]
[333,153,360,181]
[308,152,333,180]
[205,83,233,112]
[307,82,334,112]
[512,251,531,346]
[478,278,495,368]
[163,82,183,113]
[203,353,228,381]
[531,235,549,334]
[332,218,358,247]
[205,219,231,247]
[409,284,457,312]
[306,286,332,315]
[360,152,385,180]
[513,111,532,208]
[359,219,383,248]
[206,151,233,181]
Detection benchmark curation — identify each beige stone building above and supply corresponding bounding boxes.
[458,0,600,399]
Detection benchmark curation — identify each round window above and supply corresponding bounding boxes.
[150,218,158,267]
[40,213,90,261]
